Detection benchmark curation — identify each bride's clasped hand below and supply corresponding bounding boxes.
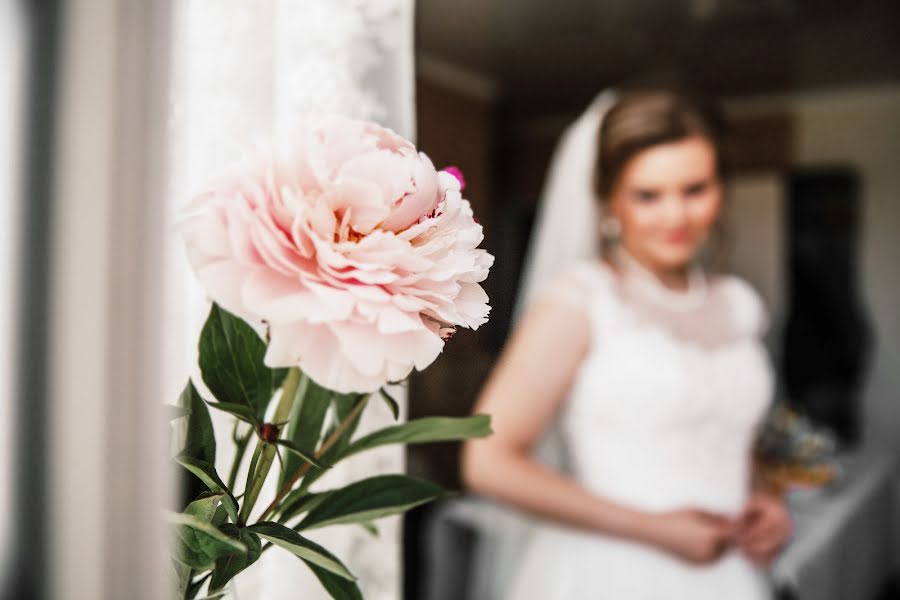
[734,490,794,567]
[645,491,792,567]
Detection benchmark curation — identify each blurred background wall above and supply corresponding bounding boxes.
[407,1,900,598]
[727,87,900,447]
[410,0,900,493]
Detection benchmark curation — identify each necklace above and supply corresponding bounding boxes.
[611,246,709,311]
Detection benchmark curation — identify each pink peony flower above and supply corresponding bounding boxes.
[179,115,493,393]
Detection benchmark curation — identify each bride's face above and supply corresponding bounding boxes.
[608,135,722,271]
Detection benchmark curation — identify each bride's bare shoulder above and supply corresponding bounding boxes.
[492,272,593,398]
[504,263,600,365]
[525,259,609,315]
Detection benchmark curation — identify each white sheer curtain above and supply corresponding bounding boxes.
[165,2,415,598]
[48,1,174,597]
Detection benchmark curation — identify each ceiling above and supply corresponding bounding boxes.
[416,0,900,117]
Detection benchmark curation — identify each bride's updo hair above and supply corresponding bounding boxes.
[594,88,731,265]
[594,89,729,200]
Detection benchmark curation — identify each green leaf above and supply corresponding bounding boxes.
[274,439,328,469]
[169,496,219,599]
[278,490,330,523]
[272,366,288,390]
[303,561,363,600]
[206,400,258,426]
[379,388,400,420]
[342,415,492,458]
[170,556,192,600]
[167,511,246,571]
[248,522,356,581]
[357,521,379,537]
[165,404,190,420]
[175,455,239,523]
[298,394,367,492]
[198,303,277,423]
[177,381,216,465]
[297,474,447,530]
[209,525,262,592]
[279,374,331,489]
[175,382,218,508]
[184,492,227,523]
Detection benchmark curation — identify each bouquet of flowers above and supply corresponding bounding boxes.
[168,115,494,599]
[753,401,840,494]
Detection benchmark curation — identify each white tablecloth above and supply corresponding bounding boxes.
[770,448,898,600]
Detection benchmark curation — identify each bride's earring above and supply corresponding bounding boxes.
[598,215,622,242]
[697,216,726,267]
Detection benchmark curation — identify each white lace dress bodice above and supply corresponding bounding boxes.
[505,252,775,600]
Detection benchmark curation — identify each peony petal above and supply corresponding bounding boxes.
[242,270,339,324]
[381,153,440,232]
[377,306,425,334]
[331,322,387,377]
[192,260,257,320]
[339,150,414,208]
[179,209,233,262]
[304,279,356,319]
[324,181,388,236]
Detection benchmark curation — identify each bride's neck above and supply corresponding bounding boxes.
[615,244,691,292]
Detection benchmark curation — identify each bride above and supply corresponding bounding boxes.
[460,88,792,599]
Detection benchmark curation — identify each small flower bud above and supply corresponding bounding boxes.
[258,422,280,442]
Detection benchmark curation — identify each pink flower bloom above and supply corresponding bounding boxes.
[441,166,466,191]
[179,115,493,393]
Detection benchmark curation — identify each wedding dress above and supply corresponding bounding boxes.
[504,247,775,600]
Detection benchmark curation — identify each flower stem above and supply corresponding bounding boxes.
[237,440,264,526]
[236,367,302,525]
[227,425,252,492]
[257,394,369,523]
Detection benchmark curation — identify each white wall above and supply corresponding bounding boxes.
[725,174,785,348]
[727,85,900,450]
